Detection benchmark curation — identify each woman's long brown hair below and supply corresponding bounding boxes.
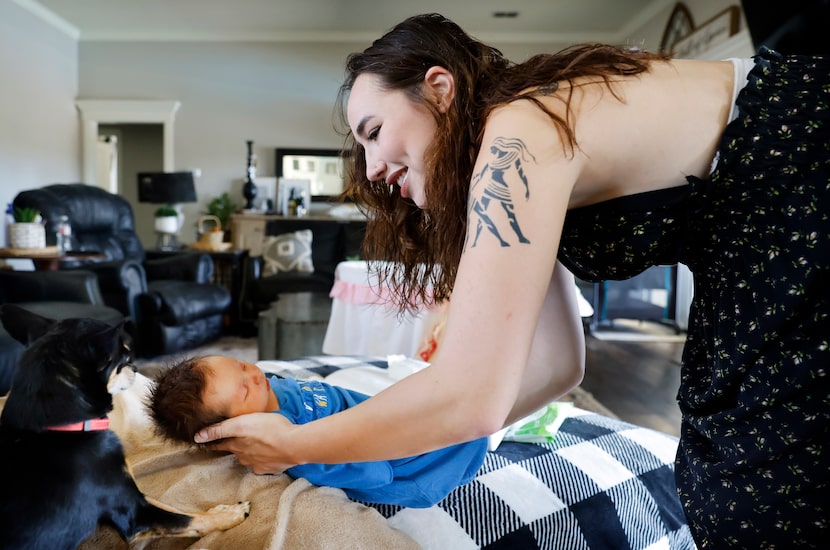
[334,13,666,313]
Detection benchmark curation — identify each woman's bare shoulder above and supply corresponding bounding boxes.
[569,58,736,203]
[478,58,736,205]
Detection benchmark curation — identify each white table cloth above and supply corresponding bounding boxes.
[322,261,441,359]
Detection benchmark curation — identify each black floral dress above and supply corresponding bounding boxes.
[558,48,830,548]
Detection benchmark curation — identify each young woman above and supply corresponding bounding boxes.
[196,13,830,546]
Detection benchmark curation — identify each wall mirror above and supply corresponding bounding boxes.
[275,147,347,203]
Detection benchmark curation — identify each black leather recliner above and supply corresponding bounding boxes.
[13,183,231,357]
[0,269,125,395]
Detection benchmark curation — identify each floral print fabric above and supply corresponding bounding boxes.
[559,48,830,547]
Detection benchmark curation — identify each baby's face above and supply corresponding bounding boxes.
[200,356,277,418]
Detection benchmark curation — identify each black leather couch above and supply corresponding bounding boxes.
[238,217,365,335]
[13,184,231,357]
[0,269,125,395]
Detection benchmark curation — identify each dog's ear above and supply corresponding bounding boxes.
[92,320,131,370]
[0,304,57,345]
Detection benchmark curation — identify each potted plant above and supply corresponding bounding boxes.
[153,204,179,235]
[205,193,238,241]
[9,207,46,249]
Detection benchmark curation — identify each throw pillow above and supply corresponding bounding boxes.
[261,229,314,276]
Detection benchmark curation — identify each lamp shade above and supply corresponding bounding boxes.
[137,172,197,204]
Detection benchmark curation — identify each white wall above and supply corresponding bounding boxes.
[0,1,80,247]
[77,40,359,240]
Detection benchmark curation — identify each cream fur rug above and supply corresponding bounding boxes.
[79,372,420,549]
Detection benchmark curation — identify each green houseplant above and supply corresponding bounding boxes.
[13,206,40,223]
[204,193,238,243]
[153,204,180,237]
[154,204,179,218]
[9,207,45,249]
[205,193,238,231]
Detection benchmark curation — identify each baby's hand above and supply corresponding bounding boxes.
[196,412,299,474]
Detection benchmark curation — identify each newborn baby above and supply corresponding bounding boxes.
[148,355,487,508]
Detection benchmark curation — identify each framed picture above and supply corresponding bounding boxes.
[252,176,276,212]
[275,147,348,203]
[670,6,739,59]
[277,177,311,216]
[660,3,694,53]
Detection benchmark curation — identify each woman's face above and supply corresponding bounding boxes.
[200,356,277,418]
[347,73,438,208]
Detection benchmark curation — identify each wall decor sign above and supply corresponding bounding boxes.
[671,5,740,59]
[660,3,695,53]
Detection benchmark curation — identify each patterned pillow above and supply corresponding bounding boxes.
[261,229,314,276]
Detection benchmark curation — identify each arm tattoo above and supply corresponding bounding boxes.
[467,137,536,248]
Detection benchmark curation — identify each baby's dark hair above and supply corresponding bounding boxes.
[147,356,227,444]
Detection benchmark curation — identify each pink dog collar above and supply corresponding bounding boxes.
[46,418,110,432]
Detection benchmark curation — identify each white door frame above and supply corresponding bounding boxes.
[75,99,180,193]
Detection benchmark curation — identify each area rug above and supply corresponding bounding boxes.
[136,336,617,418]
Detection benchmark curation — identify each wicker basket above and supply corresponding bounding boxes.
[197,215,225,248]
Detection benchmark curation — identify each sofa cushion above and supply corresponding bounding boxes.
[144,281,231,325]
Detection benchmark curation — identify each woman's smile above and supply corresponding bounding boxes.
[387,167,409,197]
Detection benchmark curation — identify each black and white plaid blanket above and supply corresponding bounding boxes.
[259,355,697,550]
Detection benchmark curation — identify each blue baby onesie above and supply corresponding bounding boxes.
[267,374,488,508]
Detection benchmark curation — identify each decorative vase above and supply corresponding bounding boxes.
[9,222,46,249]
[242,139,258,210]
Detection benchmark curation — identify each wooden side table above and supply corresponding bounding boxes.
[0,247,105,271]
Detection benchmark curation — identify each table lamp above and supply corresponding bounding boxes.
[137,171,197,250]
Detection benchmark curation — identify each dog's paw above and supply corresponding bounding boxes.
[205,501,252,528]
[163,501,252,538]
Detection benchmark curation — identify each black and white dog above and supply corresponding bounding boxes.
[0,304,250,549]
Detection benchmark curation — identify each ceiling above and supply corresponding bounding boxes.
[24,0,675,44]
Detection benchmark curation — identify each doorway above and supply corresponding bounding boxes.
[75,99,179,249]
[98,124,164,248]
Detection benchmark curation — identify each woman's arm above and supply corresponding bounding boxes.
[506,262,585,424]
[197,101,586,472]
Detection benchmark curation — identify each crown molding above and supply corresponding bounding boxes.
[12,0,79,39]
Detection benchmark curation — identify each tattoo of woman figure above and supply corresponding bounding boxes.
[466,137,535,248]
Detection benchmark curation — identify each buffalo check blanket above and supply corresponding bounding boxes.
[258,356,697,550]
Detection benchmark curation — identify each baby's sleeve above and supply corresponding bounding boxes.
[288,461,393,489]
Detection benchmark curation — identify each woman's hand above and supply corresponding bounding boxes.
[194,412,299,475]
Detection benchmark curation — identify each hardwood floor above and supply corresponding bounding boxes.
[579,331,684,437]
